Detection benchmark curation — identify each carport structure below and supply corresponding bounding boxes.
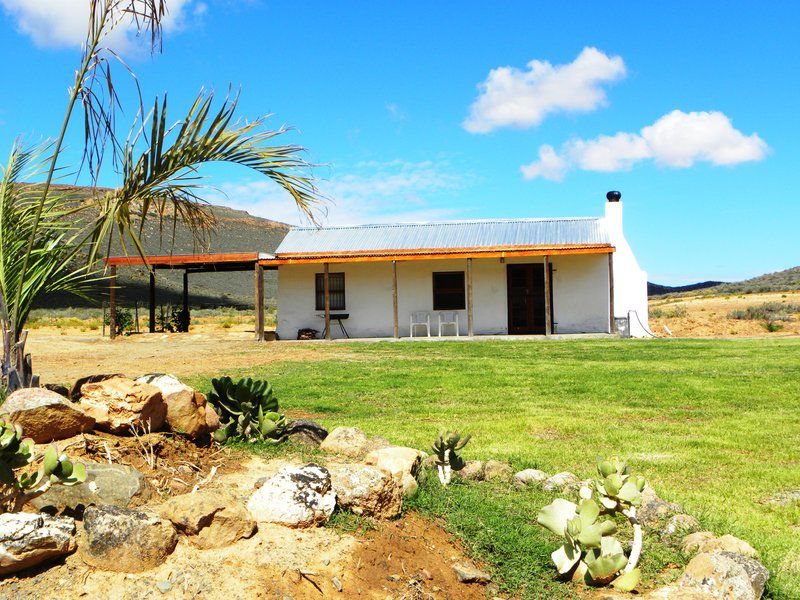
[104,252,275,340]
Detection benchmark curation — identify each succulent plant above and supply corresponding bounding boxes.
[0,415,86,512]
[206,376,288,444]
[537,457,647,592]
[431,430,470,486]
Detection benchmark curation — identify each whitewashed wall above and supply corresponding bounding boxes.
[275,254,611,339]
[603,201,650,337]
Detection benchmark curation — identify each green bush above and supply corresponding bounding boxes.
[104,308,134,335]
[206,376,287,444]
[728,302,800,321]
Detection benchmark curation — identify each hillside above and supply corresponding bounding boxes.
[649,265,800,297]
[36,185,292,309]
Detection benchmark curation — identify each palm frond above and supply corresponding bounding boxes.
[85,89,325,264]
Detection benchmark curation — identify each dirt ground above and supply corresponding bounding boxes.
[648,290,800,338]
[27,328,349,385]
[1,446,491,600]
[26,290,800,385]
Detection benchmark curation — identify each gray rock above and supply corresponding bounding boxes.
[319,426,368,458]
[332,576,343,592]
[1,387,95,443]
[639,485,683,527]
[662,514,701,540]
[454,460,485,481]
[765,489,800,506]
[136,374,210,439]
[81,505,178,573]
[543,471,580,492]
[682,531,757,557]
[679,551,769,599]
[247,464,336,527]
[329,463,403,518]
[29,462,151,515]
[364,435,393,453]
[284,419,328,447]
[452,562,491,584]
[156,580,172,594]
[483,460,513,482]
[512,469,549,488]
[364,446,424,497]
[0,512,76,575]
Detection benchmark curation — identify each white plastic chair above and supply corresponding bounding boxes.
[410,311,431,338]
[438,311,459,337]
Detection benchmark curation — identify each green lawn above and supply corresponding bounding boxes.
[189,337,800,598]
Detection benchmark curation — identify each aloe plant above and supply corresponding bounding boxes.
[0,415,86,511]
[431,430,470,486]
[206,376,287,444]
[537,457,647,592]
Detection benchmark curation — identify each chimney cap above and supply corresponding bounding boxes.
[606,190,621,202]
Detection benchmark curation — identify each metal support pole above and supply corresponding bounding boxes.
[392,260,399,339]
[255,263,265,341]
[109,265,117,340]
[148,270,156,333]
[323,263,331,340]
[544,255,552,336]
[466,258,474,337]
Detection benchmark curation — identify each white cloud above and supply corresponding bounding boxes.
[463,47,626,134]
[519,145,568,182]
[0,0,201,50]
[205,160,467,226]
[521,110,768,180]
[385,102,407,122]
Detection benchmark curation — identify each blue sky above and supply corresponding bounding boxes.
[0,1,797,284]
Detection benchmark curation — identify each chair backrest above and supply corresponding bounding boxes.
[411,311,429,324]
[439,311,458,323]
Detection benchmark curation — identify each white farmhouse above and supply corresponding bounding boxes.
[268,192,649,340]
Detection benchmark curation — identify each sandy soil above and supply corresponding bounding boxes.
[27,328,347,385]
[648,290,800,338]
[1,449,490,600]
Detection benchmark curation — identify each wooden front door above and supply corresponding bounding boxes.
[506,263,549,334]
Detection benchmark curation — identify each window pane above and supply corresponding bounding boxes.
[433,271,465,310]
[315,272,346,310]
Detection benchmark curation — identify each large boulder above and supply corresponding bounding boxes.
[80,505,177,572]
[69,374,125,401]
[77,376,166,434]
[483,460,513,482]
[247,464,336,528]
[29,463,151,515]
[319,426,368,458]
[677,551,769,599]
[329,464,403,518]
[682,531,757,557]
[136,374,210,438]
[0,512,76,575]
[364,446,424,497]
[284,419,328,447]
[543,471,580,492]
[513,468,549,488]
[454,460,485,481]
[1,387,95,443]
[156,490,256,549]
[639,485,683,527]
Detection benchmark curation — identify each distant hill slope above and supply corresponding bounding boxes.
[649,266,800,297]
[648,281,725,296]
[36,185,292,309]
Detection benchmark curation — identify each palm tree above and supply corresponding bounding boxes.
[0,1,323,391]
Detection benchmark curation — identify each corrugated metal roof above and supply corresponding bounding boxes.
[275,217,610,255]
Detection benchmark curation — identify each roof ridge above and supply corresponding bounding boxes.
[289,216,601,231]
